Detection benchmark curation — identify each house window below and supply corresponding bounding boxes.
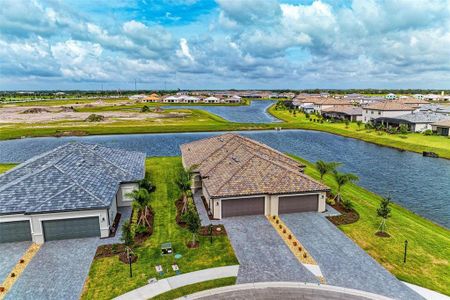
[371,111,374,114]
[378,111,381,115]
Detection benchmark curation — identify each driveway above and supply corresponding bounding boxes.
[0,241,31,282]
[282,212,422,300]
[5,206,132,300]
[221,215,319,284]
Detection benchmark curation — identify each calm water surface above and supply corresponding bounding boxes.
[0,130,449,228]
[162,100,279,123]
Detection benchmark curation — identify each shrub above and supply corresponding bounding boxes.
[19,259,25,264]
[85,114,105,122]
[303,253,307,258]
[283,229,286,233]
[121,220,134,247]
[288,234,292,239]
[272,216,276,220]
[342,198,354,211]
[135,224,148,234]
[279,225,282,229]
[423,129,433,136]
[11,273,15,278]
[141,105,150,112]
[326,198,336,206]
[293,241,297,246]
[399,124,409,134]
[298,246,302,252]
[276,220,279,224]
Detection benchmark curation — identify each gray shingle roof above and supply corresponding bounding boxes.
[0,143,145,215]
[377,111,450,124]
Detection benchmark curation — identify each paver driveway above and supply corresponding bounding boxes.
[221,215,319,284]
[5,207,131,300]
[282,212,422,300]
[0,241,31,282]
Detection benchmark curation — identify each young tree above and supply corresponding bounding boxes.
[139,174,154,193]
[333,171,359,202]
[121,220,134,247]
[183,207,201,247]
[176,167,195,214]
[356,120,362,129]
[128,188,152,228]
[316,160,342,179]
[377,196,392,234]
[344,119,350,128]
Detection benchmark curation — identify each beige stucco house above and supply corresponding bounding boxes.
[180,134,329,219]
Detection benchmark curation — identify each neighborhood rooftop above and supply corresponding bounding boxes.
[0,143,145,215]
[180,133,328,199]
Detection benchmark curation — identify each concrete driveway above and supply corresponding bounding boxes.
[0,241,31,282]
[221,215,319,284]
[282,212,422,300]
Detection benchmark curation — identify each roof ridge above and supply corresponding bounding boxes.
[27,183,76,213]
[0,143,72,180]
[52,164,109,206]
[80,144,132,177]
[0,153,69,194]
[202,139,242,175]
[193,134,240,169]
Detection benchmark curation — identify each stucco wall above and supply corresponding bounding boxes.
[116,183,139,207]
[363,109,412,123]
[0,209,109,244]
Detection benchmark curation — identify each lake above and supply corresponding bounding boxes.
[162,100,280,123]
[0,130,449,228]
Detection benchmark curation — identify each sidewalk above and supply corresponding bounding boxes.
[114,265,239,300]
[193,191,220,227]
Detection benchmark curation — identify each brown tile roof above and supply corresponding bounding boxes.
[293,97,352,106]
[364,101,415,111]
[321,105,363,115]
[397,97,429,105]
[180,134,329,199]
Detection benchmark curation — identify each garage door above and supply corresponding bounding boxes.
[0,221,32,243]
[222,197,265,218]
[279,194,318,214]
[42,217,100,241]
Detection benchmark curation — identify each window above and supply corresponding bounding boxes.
[371,111,374,114]
[378,111,381,115]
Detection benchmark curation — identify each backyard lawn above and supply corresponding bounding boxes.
[269,106,450,159]
[81,157,238,300]
[291,155,450,296]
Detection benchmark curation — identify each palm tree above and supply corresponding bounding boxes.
[316,160,342,179]
[176,167,195,214]
[333,171,359,202]
[128,188,152,228]
[183,207,201,247]
[377,196,392,234]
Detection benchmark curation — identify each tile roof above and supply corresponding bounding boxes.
[322,105,363,116]
[364,101,415,111]
[377,111,450,124]
[180,134,329,199]
[431,119,450,127]
[0,143,145,215]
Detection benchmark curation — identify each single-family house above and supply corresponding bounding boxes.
[362,101,415,123]
[227,95,242,103]
[180,134,329,219]
[321,106,363,122]
[203,96,221,103]
[162,96,180,103]
[129,94,147,101]
[396,97,428,108]
[143,93,161,103]
[374,111,450,132]
[0,143,145,244]
[385,93,397,100]
[431,120,450,136]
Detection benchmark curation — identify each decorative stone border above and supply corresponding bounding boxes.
[0,243,41,300]
[267,215,325,283]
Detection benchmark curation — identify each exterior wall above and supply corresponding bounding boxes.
[363,109,412,123]
[109,196,118,226]
[1,209,109,244]
[210,191,326,219]
[191,173,202,193]
[412,123,430,132]
[116,182,139,207]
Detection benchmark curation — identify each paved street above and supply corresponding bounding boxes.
[282,212,422,300]
[221,215,319,284]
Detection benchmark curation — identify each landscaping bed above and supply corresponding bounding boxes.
[326,201,360,226]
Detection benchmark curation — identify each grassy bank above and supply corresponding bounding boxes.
[81,157,238,300]
[152,277,237,300]
[269,106,450,159]
[291,155,450,295]
[0,164,16,173]
[0,109,276,141]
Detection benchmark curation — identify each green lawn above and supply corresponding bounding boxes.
[290,155,450,295]
[152,277,237,300]
[269,106,450,159]
[81,157,238,300]
[0,164,17,173]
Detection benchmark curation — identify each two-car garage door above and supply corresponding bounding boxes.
[42,217,100,241]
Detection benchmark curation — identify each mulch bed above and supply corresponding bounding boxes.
[134,209,154,244]
[109,212,122,237]
[95,244,127,259]
[201,196,215,220]
[375,231,391,238]
[186,241,199,248]
[326,201,360,226]
[119,252,138,264]
[175,198,188,228]
[199,224,227,236]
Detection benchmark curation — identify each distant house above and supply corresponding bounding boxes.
[385,93,397,100]
[292,97,352,113]
[374,111,450,132]
[162,96,180,103]
[423,94,440,101]
[0,143,145,244]
[129,94,147,101]
[143,93,161,103]
[227,95,242,103]
[203,96,221,103]
[431,120,450,136]
[395,97,428,108]
[322,106,363,122]
[362,101,415,123]
[413,94,424,100]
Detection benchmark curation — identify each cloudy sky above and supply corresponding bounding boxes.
[1,0,450,90]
